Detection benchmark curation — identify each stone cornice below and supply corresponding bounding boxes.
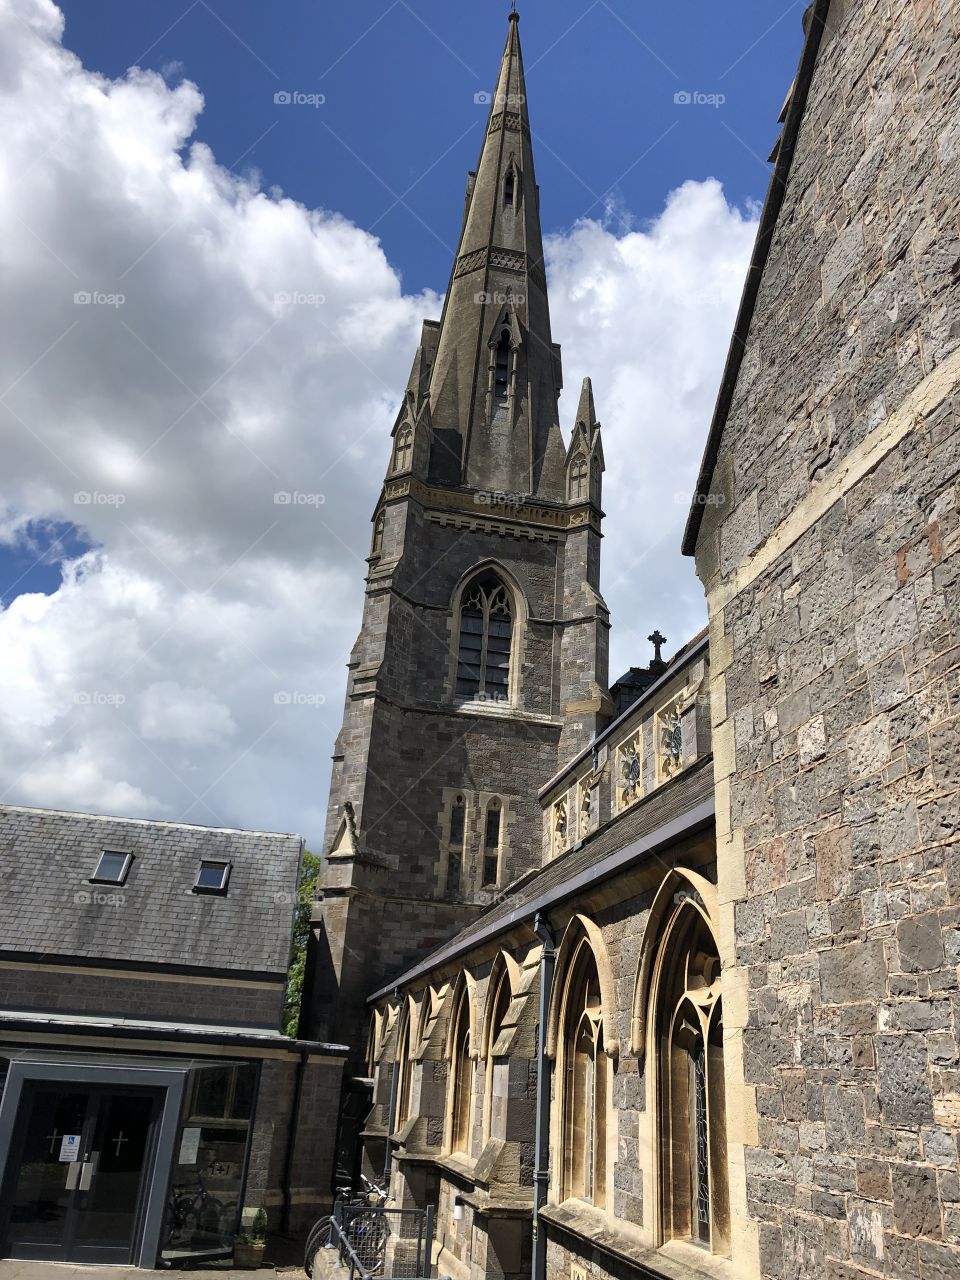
[451,244,547,295]
[382,475,602,536]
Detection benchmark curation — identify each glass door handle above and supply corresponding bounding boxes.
[65,1161,82,1191]
[78,1152,99,1191]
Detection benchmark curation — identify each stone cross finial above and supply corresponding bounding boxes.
[648,630,667,665]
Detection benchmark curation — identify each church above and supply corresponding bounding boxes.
[305,3,960,1280]
[0,1,955,1277]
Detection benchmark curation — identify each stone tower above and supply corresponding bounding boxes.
[304,13,611,1056]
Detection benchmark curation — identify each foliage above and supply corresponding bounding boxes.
[282,848,321,1037]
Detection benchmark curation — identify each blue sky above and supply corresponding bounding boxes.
[0,0,801,840]
[56,0,802,295]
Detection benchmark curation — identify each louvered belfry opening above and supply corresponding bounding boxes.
[455,571,513,701]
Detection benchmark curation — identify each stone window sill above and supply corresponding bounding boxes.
[538,1202,735,1280]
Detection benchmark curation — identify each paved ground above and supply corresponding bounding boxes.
[0,1262,299,1278]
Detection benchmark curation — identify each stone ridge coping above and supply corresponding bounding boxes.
[0,1009,349,1057]
[538,1202,733,1280]
[366,793,715,1003]
[0,801,300,840]
[682,0,833,555]
[538,630,709,800]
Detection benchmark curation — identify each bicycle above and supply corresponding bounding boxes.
[166,1166,226,1247]
[304,1176,387,1277]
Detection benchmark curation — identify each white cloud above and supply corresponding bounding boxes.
[0,0,757,848]
[547,182,759,677]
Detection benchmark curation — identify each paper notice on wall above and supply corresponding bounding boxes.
[178,1127,201,1165]
[59,1134,81,1162]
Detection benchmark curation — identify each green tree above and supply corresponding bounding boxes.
[283,848,321,1037]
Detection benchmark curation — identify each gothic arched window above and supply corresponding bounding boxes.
[455,571,513,702]
[493,329,511,400]
[504,166,516,209]
[372,510,385,557]
[482,798,502,886]
[449,983,473,1154]
[569,454,588,501]
[445,793,466,898]
[560,941,609,1206]
[396,1008,414,1128]
[658,908,728,1252]
[392,424,413,474]
[485,968,512,1141]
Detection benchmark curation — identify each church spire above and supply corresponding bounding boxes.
[424,11,566,500]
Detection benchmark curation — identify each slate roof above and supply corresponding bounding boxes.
[0,804,303,974]
[370,756,715,998]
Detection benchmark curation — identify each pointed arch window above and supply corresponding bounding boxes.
[485,968,512,1141]
[504,166,516,209]
[449,983,474,1154]
[658,908,728,1253]
[482,798,502,886]
[392,424,413,474]
[493,329,511,400]
[396,1009,414,1129]
[569,454,588,502]
[455,571,513,702]
[445,793,467,898]
[372,510,385,557]
[560,942,608,1206]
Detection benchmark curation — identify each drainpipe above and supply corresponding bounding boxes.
[383,989,401,1187]
[532,912,556,1280]
[281,1049,308,1233]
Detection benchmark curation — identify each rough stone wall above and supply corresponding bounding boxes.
[242,1056,343,1230]
[693,1,960,1276]
[0,966,282,1027]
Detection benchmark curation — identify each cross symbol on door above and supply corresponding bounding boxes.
[111,1131,128,1157]
[45,1129,61,1155]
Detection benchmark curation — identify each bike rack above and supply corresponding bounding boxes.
[323,1200,439,1280]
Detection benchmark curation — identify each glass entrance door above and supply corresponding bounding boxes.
[3,1082,163,1264]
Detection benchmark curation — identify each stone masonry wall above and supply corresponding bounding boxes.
[0,966,282,1027]
[693,1,960,1276]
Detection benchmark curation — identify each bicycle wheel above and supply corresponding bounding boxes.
[304,1215,332,1277]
